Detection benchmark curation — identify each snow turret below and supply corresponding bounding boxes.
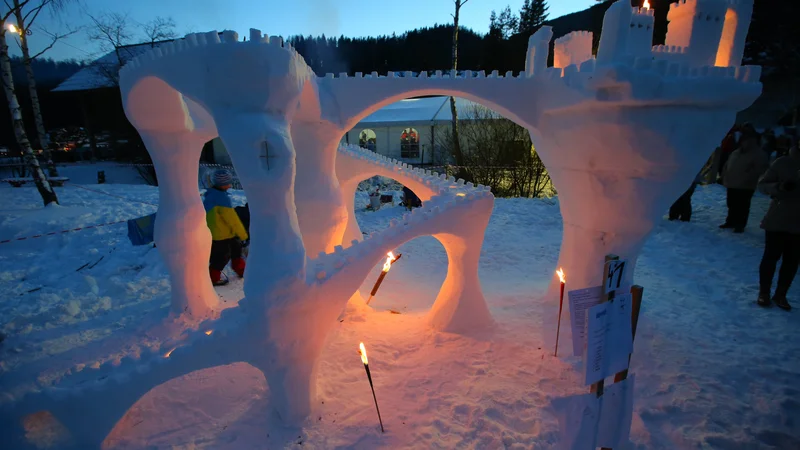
[596,0,634,64]
[627,6,655,58]
[665,0,729,67]
[554,31,594,69]
[714,0,754,67]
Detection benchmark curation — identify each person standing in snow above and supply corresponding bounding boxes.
[717,125,740,184]
[756,141,800,310]
[203,169,249,286]
[668,169,706,222]
[720,129,770,233]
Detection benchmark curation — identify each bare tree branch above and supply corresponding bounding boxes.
[29,26,77,59]
[141,16,176,46]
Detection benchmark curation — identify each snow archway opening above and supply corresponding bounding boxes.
[358,233,448,314]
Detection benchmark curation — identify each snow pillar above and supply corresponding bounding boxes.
[341,177,364,247]
[213,113,306,296]
[244,296,331,423]
[143,133,219,317]
[291,121,348,255]
[531,107,738,292]
[214,112,319,423]
[429,226,493,332]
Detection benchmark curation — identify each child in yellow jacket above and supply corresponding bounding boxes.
[203,169,249,286]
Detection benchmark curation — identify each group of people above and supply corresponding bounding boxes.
[717,125,799,311]
[669,124,799,311]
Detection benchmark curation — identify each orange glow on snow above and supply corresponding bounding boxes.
[556,268,566,284]
[382,252,396,272]
[359,342,368,365]
[643,0,650,10]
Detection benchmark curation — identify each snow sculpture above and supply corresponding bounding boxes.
[0,1,763,444]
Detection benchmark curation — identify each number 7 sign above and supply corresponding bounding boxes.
[605,259,627,294]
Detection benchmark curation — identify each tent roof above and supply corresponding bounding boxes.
[357,96,487,126]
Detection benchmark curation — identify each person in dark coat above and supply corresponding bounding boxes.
[756,142,800,310]
[720,129,770,233]
[717,125,740,184]
[402,186,422,210]
[669,170,705,222]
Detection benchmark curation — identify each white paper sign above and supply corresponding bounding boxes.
[607,293,634,375]
[583,302,609,385]
[568,286,604,357]
[597,375,636,448]
[604,259,628,294]
[552,392,600,450]
[583,295,634,386]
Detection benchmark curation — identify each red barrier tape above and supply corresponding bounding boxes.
[0,220,128,245]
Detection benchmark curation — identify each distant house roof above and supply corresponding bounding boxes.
[357,96,488,126]
[53,40,175,92]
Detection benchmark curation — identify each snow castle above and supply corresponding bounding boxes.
[0,1,761,446]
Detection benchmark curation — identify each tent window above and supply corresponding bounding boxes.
[400,128,419,158]
[359,129,377,152]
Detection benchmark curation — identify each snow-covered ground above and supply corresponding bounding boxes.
[1,181,798,449]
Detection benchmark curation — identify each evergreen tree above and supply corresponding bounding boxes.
[519,0,549,36]
[488,10,502,40]
[497,6,518,39]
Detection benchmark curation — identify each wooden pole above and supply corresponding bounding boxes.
[599,284,644,450]
[589,254,618,397]
[612,285,644,384]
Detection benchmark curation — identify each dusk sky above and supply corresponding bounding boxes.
[8,0,597,62]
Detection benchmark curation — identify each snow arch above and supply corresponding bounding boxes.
[336,144,493,330]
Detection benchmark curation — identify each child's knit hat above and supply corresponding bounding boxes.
[213,169,234,187]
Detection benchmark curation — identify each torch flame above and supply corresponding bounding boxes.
[556,268,566,284]
[643,0,650,10]
[359,342,368,365]
[7,24,19,34]
[382,252,395,272]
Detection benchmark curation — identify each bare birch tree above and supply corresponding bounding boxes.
[86,12,132,86]
[0,6,57,205]
[449,0,468,180]
[142,16,176,47]
[9,0,77,177]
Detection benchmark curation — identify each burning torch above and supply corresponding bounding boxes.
[367,252,402,305]
[359,342,385,432]
[554,268,566,357]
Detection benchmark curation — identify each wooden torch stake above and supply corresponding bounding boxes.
[589,254,619,399]
[599,285,644,450]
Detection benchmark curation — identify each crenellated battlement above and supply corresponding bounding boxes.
[554,31,594,69]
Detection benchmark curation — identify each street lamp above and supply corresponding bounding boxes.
[6,24,31,35]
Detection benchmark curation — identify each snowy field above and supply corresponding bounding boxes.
[0,181,799,449]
